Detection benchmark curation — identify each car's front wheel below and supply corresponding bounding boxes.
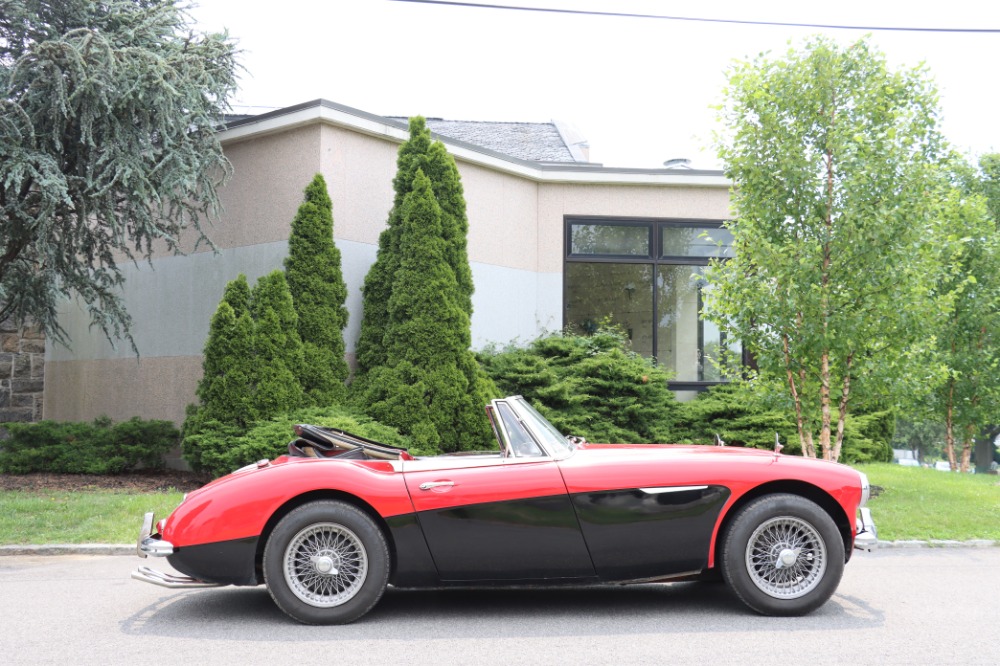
[720,493,844,616]
[263,500,389,624]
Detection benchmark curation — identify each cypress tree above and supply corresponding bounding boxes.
[196,302,257,428]
[355,117,434,376]
[284,174,349,405]
[363,170,493,452]
[250,271,304,418]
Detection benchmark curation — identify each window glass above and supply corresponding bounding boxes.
[661,226,734,258]
[570,223,650,257]
[496,402,543,457]
[656,266,740,381]
[565,262,653,357]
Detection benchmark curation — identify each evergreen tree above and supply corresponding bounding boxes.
[250,271,305,417]
[362,170,493,452]
[355,117,434,376]
[284,174,349,405]
[222,273,251,317]
[196,302,257,428]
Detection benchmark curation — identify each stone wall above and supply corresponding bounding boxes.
[0,318,45,423]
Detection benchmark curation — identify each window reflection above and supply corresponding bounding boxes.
[569,223,650,257]
[565,263,653,356]
[564,218,740,385]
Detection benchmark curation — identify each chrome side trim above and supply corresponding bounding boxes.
[131,566,223,589]
[639,485,708,495]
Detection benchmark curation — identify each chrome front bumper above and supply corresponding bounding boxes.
[132,512,222,589]
[855,507,878,552]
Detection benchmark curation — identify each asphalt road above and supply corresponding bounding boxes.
[1,548,998,665]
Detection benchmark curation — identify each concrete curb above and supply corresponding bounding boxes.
[0,544,134,556]
[1,540,997,556]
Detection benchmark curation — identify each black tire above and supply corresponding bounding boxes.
[263,500,389,624]
[720,493,844,616]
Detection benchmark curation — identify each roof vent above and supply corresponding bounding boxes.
[663,158,692,169]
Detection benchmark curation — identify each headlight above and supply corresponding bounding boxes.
[858,471,870,506]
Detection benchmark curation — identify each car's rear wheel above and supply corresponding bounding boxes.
[263,500,389,624]
[720,493,844,616]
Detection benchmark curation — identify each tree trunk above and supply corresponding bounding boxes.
[783,332,813,457]
[960,425,974,473]
[976,425,998,473]
[819,350,832,460]
[833,371,852,462]
[944,379,957,471]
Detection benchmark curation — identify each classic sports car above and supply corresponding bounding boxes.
[133,396,877,624]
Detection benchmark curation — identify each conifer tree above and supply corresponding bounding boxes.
[284,174,349,405]
[355,118,432,375]
[196,302,256,428]
[362,170,493,452]
[250,271,304,417]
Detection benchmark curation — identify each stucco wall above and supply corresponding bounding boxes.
[44,112,730,425]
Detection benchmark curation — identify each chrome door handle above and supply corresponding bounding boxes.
[419,481,455,491]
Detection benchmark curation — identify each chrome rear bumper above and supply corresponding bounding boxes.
[132,511,224,589]
[855,507,878,552]
[136,512,174,558]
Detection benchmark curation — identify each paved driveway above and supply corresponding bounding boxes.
[1,548,998,665]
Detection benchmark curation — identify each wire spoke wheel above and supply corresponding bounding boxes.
[721,494,844,616]
[283,522,369,607]
[745,515,827,599]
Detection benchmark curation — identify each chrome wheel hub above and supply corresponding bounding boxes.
[745,516,827,599]
[283,523,368,608]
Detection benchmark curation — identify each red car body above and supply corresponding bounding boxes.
[134,396,876,624]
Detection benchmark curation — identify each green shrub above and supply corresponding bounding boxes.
[190,406,413,478]
[841,410,895,464]
[0,417,179,474]
[671,383,801,454]
[478,326,678,443]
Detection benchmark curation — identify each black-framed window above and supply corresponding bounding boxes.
[564,217,739,389]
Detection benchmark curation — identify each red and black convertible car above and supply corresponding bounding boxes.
[133,395,877,624]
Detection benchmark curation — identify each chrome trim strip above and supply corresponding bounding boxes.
[639,485,708,495]
[131,566,223,589]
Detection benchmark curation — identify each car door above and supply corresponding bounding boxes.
[403,401,595,582]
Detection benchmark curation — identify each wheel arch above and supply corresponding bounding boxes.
[711,480,853,570]
[252,490,398,585]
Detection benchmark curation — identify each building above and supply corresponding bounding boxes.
[42,99,731,425]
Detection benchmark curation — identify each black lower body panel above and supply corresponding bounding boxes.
[167,536,260,586]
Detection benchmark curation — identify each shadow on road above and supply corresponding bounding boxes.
[121,582,884,639]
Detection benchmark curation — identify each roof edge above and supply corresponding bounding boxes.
[217,99,729,187]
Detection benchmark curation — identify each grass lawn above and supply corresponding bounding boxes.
[0,463,997,544]
[0,491,184,545]
[859,463,1000,541]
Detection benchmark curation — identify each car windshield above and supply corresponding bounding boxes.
[515,399,575,457]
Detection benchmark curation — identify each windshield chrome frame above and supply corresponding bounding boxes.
[491,396,575,461]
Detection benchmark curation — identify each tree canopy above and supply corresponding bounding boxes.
[0,0,239,347]
[706,36,948,461]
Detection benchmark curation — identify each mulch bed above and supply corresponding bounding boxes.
[0,471,210,493]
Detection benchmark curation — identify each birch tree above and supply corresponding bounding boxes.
[706,37,948,461]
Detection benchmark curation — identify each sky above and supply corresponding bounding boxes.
[188,0,1000,169]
